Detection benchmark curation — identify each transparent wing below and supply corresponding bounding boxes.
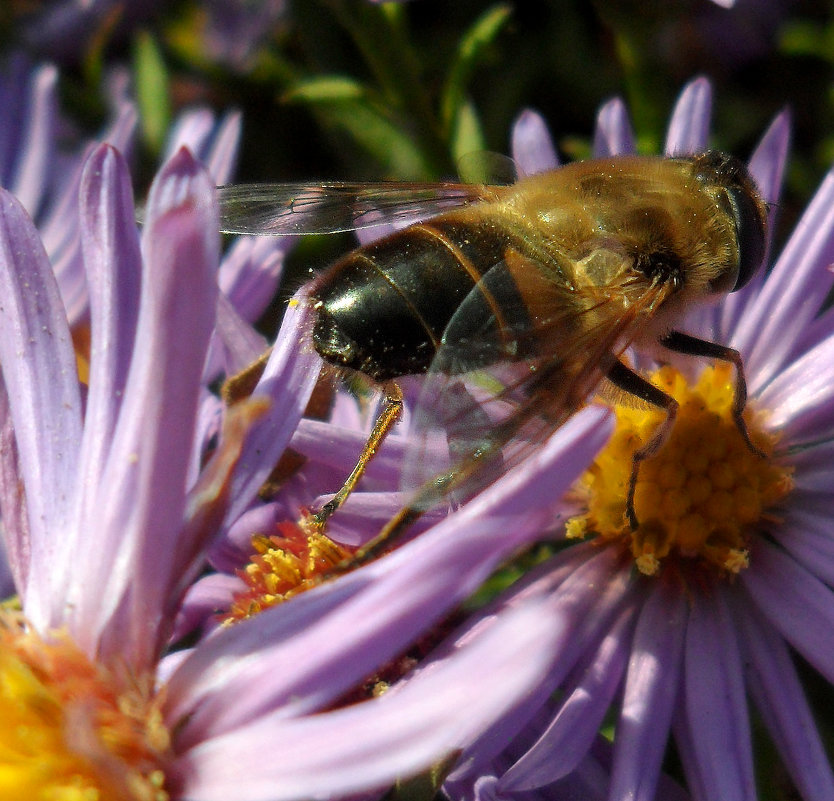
[217,181,497,235]
[399,256,671,511]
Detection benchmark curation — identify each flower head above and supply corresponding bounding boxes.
[437,79,834,801]
[0,138,563,800]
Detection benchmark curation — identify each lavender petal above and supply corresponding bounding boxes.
[0,188,83,629]
[680,587,755,801]
[664,77,712,156]
[731,592,834,801]
[734,167,834,392]
[608,581,688,801]
[511,109,559,176]
[592,97,636,156]
[172,602,563,801]
[742,540,834,685]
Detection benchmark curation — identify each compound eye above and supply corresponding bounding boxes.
[727,181,767,291]
[695,152,767,294]
[693,150,767,293]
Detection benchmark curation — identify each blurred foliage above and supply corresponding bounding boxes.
[3,0,833,242]
[3,0,833,350]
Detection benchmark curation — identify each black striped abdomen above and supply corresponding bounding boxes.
[311,213,530,381]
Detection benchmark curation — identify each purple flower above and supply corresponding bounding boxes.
[0,142,563,800]
[207,76,829,801]
[197,0,288,72]
[0,54,294,421]
[18,0,163,63]
[168,71,824,801]
[434,80,834,801]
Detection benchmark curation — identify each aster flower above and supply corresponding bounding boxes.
[431,80,834,801]
[192,0,288,72]
[18,0,163,63]
[201,75,831,801]
[0,140,566,800]
[0,54,284,338]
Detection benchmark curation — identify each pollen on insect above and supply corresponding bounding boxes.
[566,363,793,577]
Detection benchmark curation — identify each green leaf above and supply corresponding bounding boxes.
[313,100,434,179]
[450,99,488,178]
[381,753,461,801]
[133,30,171,154]
[441,4,512,135]
[780,20,834,61]
[283,75,367,104]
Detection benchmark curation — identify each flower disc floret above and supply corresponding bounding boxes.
[0,613,171,801]
[568,364,792,576]
[224,521,354,622]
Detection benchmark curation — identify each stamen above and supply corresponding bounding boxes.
[567,364,793,577]
[224,520,354,622]
[0,613,170,801]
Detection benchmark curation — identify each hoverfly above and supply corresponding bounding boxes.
[218,151,767,561]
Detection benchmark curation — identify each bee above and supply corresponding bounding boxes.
[218,151,768,560]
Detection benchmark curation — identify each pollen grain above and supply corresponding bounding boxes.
[0,613,170,801]
[567,364,792,577]
[224,520,354,622]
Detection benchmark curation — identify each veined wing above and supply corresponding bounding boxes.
[398,256,674,509]
[217,181,498,235]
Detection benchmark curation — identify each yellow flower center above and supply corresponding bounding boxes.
[0,613,170,801]
[224,520,354,622]
[566,364,793,576]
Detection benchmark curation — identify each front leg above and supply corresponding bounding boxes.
[606,360,678,529]
[659,330,765,457]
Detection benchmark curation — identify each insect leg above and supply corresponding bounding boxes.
[326,442,490,575]
[310,382,404,529]
[659,330,765,457]
[606,360,678,529]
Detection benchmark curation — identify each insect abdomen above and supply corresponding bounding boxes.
[312,214,528,381]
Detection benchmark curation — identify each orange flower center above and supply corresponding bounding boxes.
[0,613,170,800]
[224,520,354,622]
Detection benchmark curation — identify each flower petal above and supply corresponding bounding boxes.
[592,97,636,156]
[608,581,687,801]
[76,144,142,506]
[664,77,711,156]
[66,149,219,667]
[734,167,834,391]
[41,102,139,328]
[0,378,30,595]
[452,544,634,781]
[211,291,268,378]
[202,110,242,186]
[163,108,241,184]
[776,506,834,588]
[511,109,559,176]
[173,601,564,801]
[223,293,322,525]
[218,234,288,323]
[756,329,834,441]
[742,540,834,685]
[499,604,634,790]
[714,109,791,339]
[732,592,834,801]
[0,188,83,628]
[6,63,57,216]
[171,572,245,643]
[680,588,755,801]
